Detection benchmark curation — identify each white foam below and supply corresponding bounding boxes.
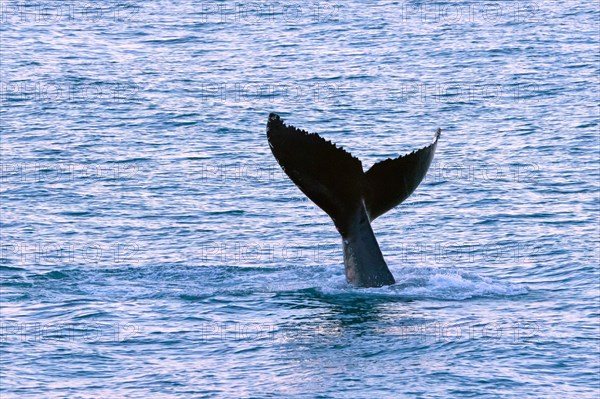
[393,267,528,300]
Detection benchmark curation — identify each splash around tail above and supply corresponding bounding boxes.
[267,113,440,287]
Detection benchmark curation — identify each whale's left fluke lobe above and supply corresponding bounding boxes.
[266,113,364,236]
[267,113,440,287]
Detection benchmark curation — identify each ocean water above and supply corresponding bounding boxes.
[1,1,599,398]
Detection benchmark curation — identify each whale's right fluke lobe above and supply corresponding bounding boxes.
[364,129,440,221]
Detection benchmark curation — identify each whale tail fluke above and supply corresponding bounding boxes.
[267,113,440,226]
[266,113,440,287]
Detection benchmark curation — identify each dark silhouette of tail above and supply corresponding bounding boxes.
[267,113,440,287]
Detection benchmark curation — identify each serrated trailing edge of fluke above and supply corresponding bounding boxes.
[267,113,362,165]
[267,113,440,171]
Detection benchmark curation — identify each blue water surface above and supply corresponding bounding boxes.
[1,1,599,398]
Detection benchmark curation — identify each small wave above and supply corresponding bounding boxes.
[0,265,25,271]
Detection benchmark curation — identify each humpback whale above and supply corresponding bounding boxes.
[266,113,440,288]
